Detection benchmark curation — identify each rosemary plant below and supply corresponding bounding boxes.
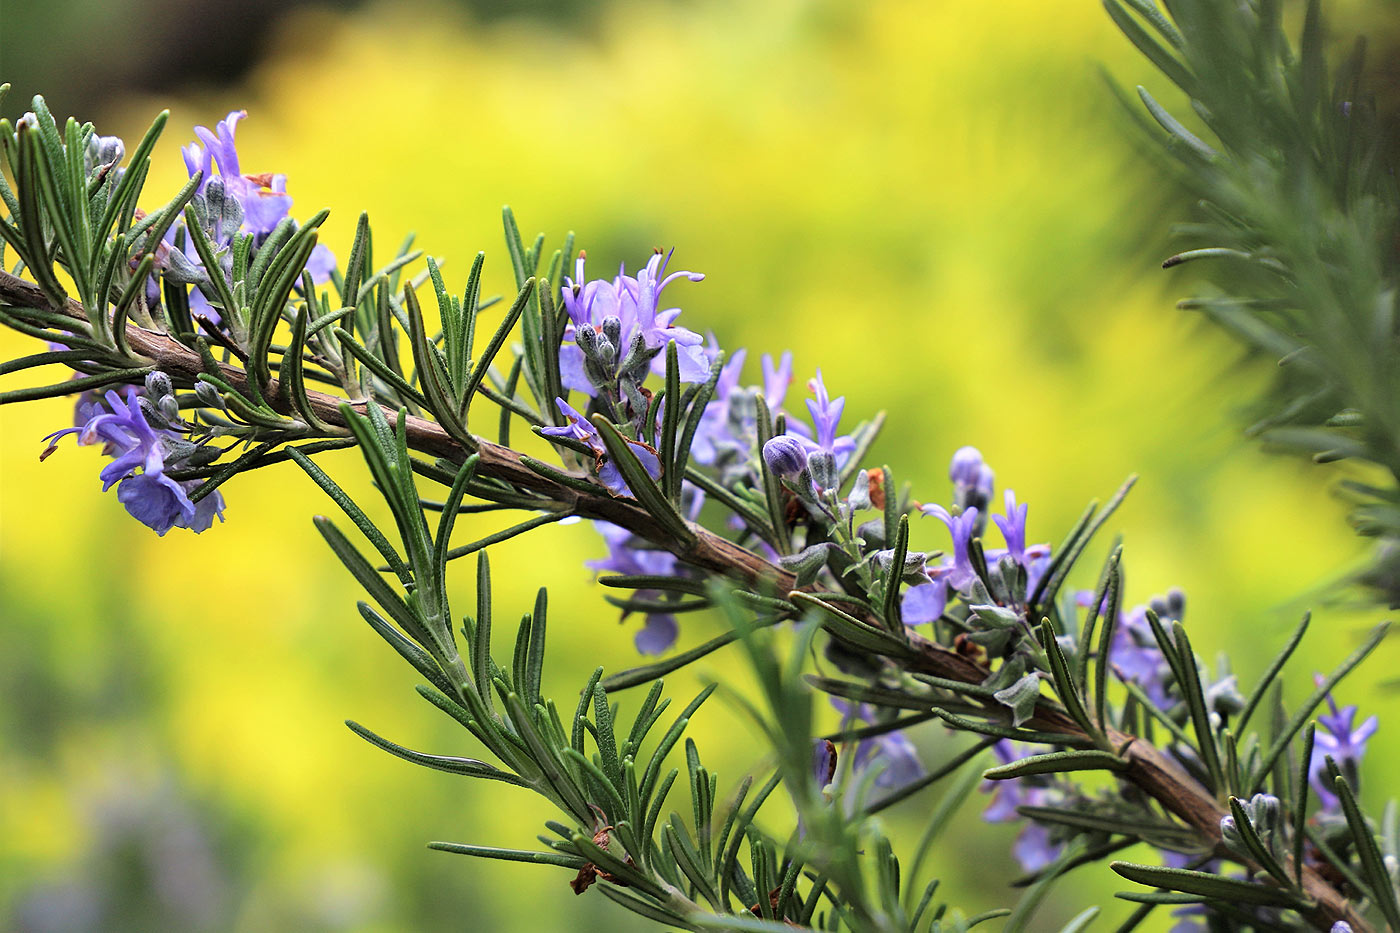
[1,2,1396,931]
[1111,0,1400,607]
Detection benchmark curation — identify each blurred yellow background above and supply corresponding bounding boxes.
[2,1,1396,930]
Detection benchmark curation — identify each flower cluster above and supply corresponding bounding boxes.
[901,447,1050,628]
[161,111,334,326]
[38,109,345,537]
[43,373,225,535]
[560,250,707,406]
[695,347,793,482]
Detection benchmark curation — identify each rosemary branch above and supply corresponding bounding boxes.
[0,267,1368,932]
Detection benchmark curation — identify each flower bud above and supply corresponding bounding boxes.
[950,445,994,511]
[619,329,654,382]
[762,435,808,479]
[158,394,181,424]
[601,315,623,347]
[195,380,227,412]
[1223,793,1283,860]
[86,134,125,174]
[949,446,985,487]
[1207,673,1245,717]
[576,323,600,355]
[145,371,174,400]
[1220,814,1242,853]
[809,449,839,490]
[203,176,243,229]
[137,396,170,430]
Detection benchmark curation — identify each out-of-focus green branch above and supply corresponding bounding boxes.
[1108,0,1400,605]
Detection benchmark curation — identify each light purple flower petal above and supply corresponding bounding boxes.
[901,581,947,625]
[634,613,679,655]
[923,504,979,591]
[117,472,196,535]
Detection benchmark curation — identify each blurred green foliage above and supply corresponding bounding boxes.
[1,1,1397,930]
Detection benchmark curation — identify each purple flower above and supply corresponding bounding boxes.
[901,578,948,626]
[812,739,838,791]
[171,111,336,326]
[585,488,705,655]
[950,445,995,504]
[802,370,855,463]
[762,352,793,408]
[1014,543,1052,600]
[922,504,980,591]
[690,346,747,466]
[117,472,197,533]
[181,111,293,237]
[182,487,227,533]
[47,390,165,490]
[1011,822,1061,874]
[1073,591,1182,709]
[1308,685,1378,811]
[982,742,1044,823]
[559,250,707,396]
[981,741,1065,871]
[831,699,924,791]
[539,398,663,498]
[1110,604,1175,708]
[43,387,225,535]
[992,490,1027,564]
[691,347,796,469]
[587,521,679,578]
[592,526,680,655]
[634,613,680,656]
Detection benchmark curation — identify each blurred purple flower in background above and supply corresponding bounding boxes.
[584,489,705,654]
[691,347,795,468]
[1309,683,1378,811]
[981,741,1064,872]
[830,698,924,792]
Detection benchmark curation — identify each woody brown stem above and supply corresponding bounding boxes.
[0,269,1370,931]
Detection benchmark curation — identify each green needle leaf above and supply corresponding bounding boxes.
[347,720,528,786]
[984,749,1127,780]
[1109,862,1303,907]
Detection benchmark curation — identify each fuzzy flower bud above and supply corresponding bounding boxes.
[145,371,174,400]
[762,434,809,479]
[195,380,227,412]
[601,315,623,348]
[809,450,839,491]
[949,446,984,485]
[1222,793,1282,860]
[950,445,995,510]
